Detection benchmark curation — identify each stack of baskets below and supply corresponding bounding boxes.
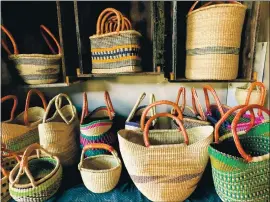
[90,8,142,74]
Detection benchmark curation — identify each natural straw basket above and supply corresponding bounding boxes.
[208,104,270,202]
[38,93,79,166]
[118,100,213,201]
[1,89,47,152]
[9,143,63,202]
[1,25,61,84]
[90,8,142,74]
[171,87,211,129]
[78,143,122,193]
[125,92,157,131]
[185,1,247,80]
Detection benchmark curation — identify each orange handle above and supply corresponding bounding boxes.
[82,143,114,153]
[173,87,186,114]
[104,91,115,120]
[143,113,189,147]
[24,89,48,126]
[80,92,89,124]
[108,15,132,31]
[1,95,18,122]
[191,88,207,121]
[40,25,61,54]
[245,82,266,116]
[231,104,270,162]
[214,105,255,143]
[140,100,184,131]
[1,25,19,55]
[203,85,225,117]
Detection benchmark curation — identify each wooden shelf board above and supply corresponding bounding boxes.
[169,78,256,83]
[77,72,163,78]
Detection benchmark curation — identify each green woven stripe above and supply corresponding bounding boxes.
[186,46,240,56]
[12,57,61,65]
[80,119,112,128]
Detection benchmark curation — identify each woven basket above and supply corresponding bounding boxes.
[118,100,213,201]
[185,1,247,80]
[1,90,47,152]
[208,104,270,202]
[125,92,157,130]
[90,8,142,74]
[171,87,211,129]
[38,93,79,166]
[9,143,63,202]
[1,25,61,84]
[78,143,122,193]
[80,92,116,157]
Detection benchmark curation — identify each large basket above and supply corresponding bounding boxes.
[125,92,157,130]
[90,8,142,74]
[78,143,122,193]
[1,25,61,84]
[185,1,247,80]
[80,92,116,157]
[9,143,63,202]
[38,93,79,166]
[208,104,270,202]
[171,87,211,129]
[118,100,213,201]
[1,90,47,152]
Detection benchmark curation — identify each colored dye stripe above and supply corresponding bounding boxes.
[91,44,140,52]
[80,122,112,131]
[21,74,58,80]
[92,56,141,63]
[186,46,240,55]
[12,57,61,65]
[130,175,165,183]
[162,172,203,183]
[80,132,115,146]
[92,49,139,58]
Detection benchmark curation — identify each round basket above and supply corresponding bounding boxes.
[185,1,247,80]
[78,143,122,193]
[9,143,63,202]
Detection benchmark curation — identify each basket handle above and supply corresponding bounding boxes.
[189,1,240,13]
[214,105,256,143]
[1,25,19,55]
[1,144,21,177]
[108,15,132,31]
[143,112,189,147]
[1,95,18,122]
[80,143,121,166]
[140,100,183,131]
[40,25,61,54]
[245,82,266,116]
[203,85,225,117]
[80,92,89,124]
[24,89,48,126]
[191,88,207,121]
[104,91,115,120]
[126,92,146,122]
[231,105,270,162]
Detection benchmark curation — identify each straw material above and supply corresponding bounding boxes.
[9,144,62,202]
[185,2,247,80]
[38,94,79,166]
[78,144,122,193]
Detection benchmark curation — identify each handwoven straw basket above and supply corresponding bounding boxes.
[90,8,142,74]
[80,92,116,157]
[171,87,211,129]
[118,100,213,201]
[78,143,122,193]
[208,104,270,202]
[38,93,79,166]
[1,25,61,84]
[9,143,63,202]
[125,92,157,130]
[185,1,247,80]
[1,90,47,152]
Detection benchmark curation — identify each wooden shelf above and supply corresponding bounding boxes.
[77,72,163,78]
[168,78,256,83]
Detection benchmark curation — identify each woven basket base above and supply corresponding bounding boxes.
[92,66,142,74]
[22,78,59,85]
[1,195,11,202]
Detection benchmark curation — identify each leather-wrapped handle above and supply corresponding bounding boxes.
[40,24,61,54]
[173,87,186,114]
[104,91,115,120]
[1,95,18,122]
[80,92,89,124]
[191,87,207,121]
[1,25,19,55]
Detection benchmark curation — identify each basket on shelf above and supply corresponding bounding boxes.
[1,89,47,152]
[38,93,79,166]
[125,92,157,130]
[9,143,63,202]
[90,8,142,74]
[80,92,116,157]
[118,100,213,201]
[185,1,247,80]
[78,143,122,193]
[208,104,270,202]
[1,25,61,84]
[171,87,211,129]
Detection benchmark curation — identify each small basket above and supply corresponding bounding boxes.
[185,1,247,80]
[90,8,142,74]
[9,143,63,202]
[78,143,122,193]
[1,25,61,84]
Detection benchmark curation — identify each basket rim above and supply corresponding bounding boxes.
[78,154,121,173]
[9,54,62,60]
[90,30,142,39]
[187,3,247,17]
